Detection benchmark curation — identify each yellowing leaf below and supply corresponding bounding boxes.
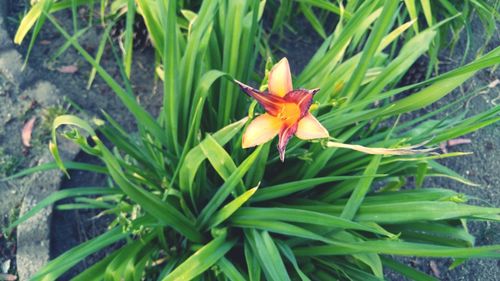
[14,0,46,44]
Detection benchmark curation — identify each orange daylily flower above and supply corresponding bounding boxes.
[235,58,329,161]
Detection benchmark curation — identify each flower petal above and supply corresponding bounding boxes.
[295,114,329,140]
[242,113,282,148]
[268,58,293,97]
[277,123,298,162]
[235,79,284,116]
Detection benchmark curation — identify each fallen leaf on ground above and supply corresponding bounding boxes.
[40,40,51,45]
[0,273,17,281]
[22,117,36,147]
[57,65,78,74]
[488,79,499,88]
[429,260,441,278]
[440,138,472,153]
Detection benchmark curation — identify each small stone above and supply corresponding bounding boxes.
[1,259,10,274]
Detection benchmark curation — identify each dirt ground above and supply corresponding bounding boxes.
[0,2,498,280]
[0,1,161,278]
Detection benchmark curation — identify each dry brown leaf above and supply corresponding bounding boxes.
[440,138,472,153]
[448,138,472,146]
[57,64,78,74]
[22,117,36,147]
[429,260,441,278]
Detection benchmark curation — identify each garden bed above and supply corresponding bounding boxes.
[0,1,499,280]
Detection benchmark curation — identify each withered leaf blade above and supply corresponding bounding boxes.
[429,260,441,278]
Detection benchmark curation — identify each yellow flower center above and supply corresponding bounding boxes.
[277,103,300,125]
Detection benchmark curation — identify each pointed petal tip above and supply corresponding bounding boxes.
[279,152,285,162]
[241,138,255,149]
[269,57,293,97]
[310,88,320,95]
[277,145,286,162]
[295,114,329,140]
[234,79,250,89]
[277,124,297,163]
[277,57,289,64]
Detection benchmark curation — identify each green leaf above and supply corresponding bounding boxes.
[293,200,500,224]
[1,161,107,182]
[237,219,333,243]
[359,28,437,99]
[276,241,311,281]
[105,233,155,280]
[163,234,236,281]
[356,202,500,224]
[218,257,248,281]
[245,142,270,188]
[179,118,248,200]
[179,0,219,132]
[415,162,428,188]
[87,21,114,89]
[427,160,479,186]
[245,240,261,281]
[341,0,399,103]
[244,229,291,281]
[232,207,385,234]
[45,14,169,147]
[51,115,202,242]
[123,0,136,78]
[404,0,419,32]
[296,0,348,18]
[298,1,379,85]
[295,240,500,258]
[159,0,181,154]
[31,228,127,281]
[5,187,119,234]
[185,70,233,148]
[252,175,384,202]
[387,221,475,247]
[341,155,382,220]
[420,0,433,27]
[209,187,258,228]
[14,0,50,44]
[197,145,263,228]
[200,134,245,194]
[71,251,120,281]
[299,3,327,39]
[102,145,203,242]
[50,27,90,62]
[218,0,247,127]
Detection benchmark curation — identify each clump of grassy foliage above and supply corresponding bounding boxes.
[0,148,22,178]
[4,0,500,280]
